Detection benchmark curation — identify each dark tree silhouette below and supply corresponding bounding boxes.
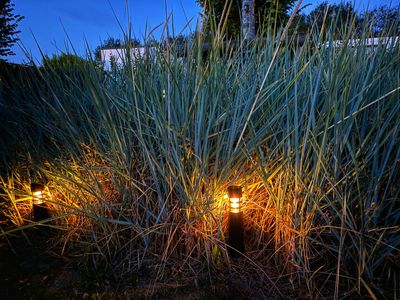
[0,0,23,59]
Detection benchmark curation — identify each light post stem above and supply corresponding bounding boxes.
[228,211,244,257]
[33,204,49,222]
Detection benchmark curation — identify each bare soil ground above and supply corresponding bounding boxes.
[0,230,298,300]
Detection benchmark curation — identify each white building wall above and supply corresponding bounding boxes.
[100,47,157,70]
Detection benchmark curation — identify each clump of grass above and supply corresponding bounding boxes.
[1,7,399,298]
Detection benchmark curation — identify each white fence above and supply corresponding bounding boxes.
[323,36,399,50]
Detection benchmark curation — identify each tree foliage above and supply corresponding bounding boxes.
[307,2,358,37]
[0,0,23,59]
[308,2,356,28]
[196,1,400,39]
[42,53,88,70]
[362,6,400,35]
[307,2,400,37]
[196,0,296,38]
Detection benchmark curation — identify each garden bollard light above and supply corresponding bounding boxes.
[227,185,244,257]
[31,183,49,222]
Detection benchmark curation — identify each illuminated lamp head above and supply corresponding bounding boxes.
[228,185,242,214]
[31,183,44,205]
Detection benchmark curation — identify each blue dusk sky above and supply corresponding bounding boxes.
[8,0,400,64]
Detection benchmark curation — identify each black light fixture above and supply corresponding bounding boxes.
[227,185,244,257]
[31,183,49,222]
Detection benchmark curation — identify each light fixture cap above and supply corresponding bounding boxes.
[228,185,242,198]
